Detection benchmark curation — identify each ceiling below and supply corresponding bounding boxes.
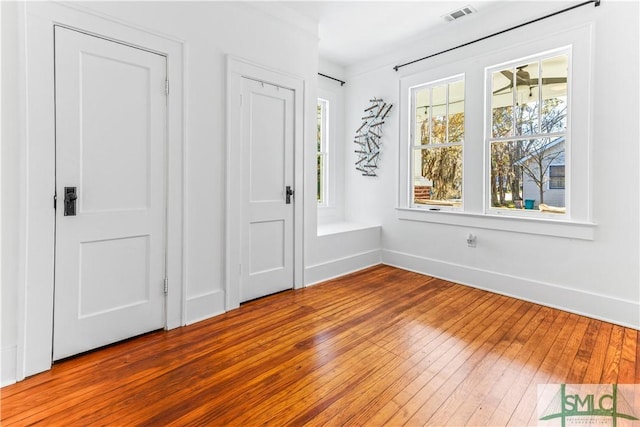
[280,1,502,66]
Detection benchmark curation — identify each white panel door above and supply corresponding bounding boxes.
[240,78,295,302]
[53,27,166,360]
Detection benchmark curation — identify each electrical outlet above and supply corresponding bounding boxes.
[466,233,477,248]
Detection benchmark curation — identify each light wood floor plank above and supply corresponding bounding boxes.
[506,312,581,426]
[499,310,575,426]
[618,328,638,383]
[464,306,556,426]
[523,315,592,426]
[406,301,535,426]
[361,291,504,425]
[582,321,614,383]
[438,305,543,426]
[384,297,521,425]
[600,325,625,383]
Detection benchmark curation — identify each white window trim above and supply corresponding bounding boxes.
[397,208,595,240]
[397,23,595,240]
[485,46,571,219]
[317,84,345,225]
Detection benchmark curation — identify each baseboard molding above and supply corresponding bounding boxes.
[305,249,381,286]
[1,346,17,387]
[382,249,640,329]
[185,290,226,325]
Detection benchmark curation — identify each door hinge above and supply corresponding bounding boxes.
[165,79,169,96]
[164,277,169,294]
[53,193,57,210]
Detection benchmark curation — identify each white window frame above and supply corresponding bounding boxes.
[317,97,329,207]
[317,82,345,226]
[409,74,465,212]
[485,47,571,219]
[397,24,595,240]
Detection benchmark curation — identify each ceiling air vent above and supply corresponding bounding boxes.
[443,5,476,22]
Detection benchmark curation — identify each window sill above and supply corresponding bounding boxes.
[396,207,595,240]
[317,222,381,237]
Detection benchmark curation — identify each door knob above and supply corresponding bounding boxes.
[64,187,77,216]
[285,186,294,204]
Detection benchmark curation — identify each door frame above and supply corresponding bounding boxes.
[226,56,305,310]
[17,2,184,379]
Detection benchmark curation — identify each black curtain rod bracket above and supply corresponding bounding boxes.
[393,0,601,72]
[318,72,346,86]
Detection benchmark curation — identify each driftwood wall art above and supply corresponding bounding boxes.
[354,98,393,176]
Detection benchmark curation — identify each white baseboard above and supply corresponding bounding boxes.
[1,346,17,387]
[305,249,381,286]
[382,249,640,329]
[185,289,226,325]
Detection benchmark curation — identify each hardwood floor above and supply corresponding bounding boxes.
[2,265,638,426]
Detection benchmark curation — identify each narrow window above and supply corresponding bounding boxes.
[317,98,329,205]
[488,50,569,212]
[411,76,464,208]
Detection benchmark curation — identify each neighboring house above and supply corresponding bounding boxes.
[517,137,565,209]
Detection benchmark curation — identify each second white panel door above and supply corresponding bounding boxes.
[240,78,295,302]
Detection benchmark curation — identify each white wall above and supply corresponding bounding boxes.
[78,0,319,315]
[1,1,22,386]
[1,0,320,384]
[305,57,382,284]
[343,1,639,328]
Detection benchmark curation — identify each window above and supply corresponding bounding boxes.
[399,26,593,238]
[317,98,329,205]
[488,50,569,212]
[410,76,465,208]
[549,165,565,189]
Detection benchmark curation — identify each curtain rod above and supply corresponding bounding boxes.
[318,72,346,86]
[393,0,601,72]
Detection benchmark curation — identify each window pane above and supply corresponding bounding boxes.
[317,101,322,151]
[487,50,569,215]
[541,55,568,133]
[317,153,324,203]
[492,68,514,138]
[431,85,447,144]
[490,140,522,208]
[413,146,462,206]
[317,99,328,205]
[448,80,465,143]
[415,87,430,146]
[514,62,539,136]
[491,138,565,209]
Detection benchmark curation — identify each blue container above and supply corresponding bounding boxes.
[524,199,535,209]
